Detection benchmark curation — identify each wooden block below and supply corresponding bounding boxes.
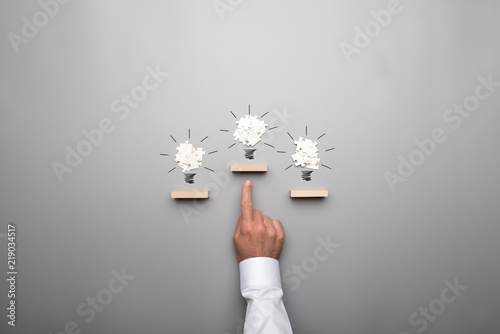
[171,191,209,199]
[290,189,328,198]
[231,164,268,172]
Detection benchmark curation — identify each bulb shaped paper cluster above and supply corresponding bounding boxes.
[174,141,205,172]
[233,115,268,146]
[292,137,320,169]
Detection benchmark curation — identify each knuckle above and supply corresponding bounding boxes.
[255,224,266,235]
[241,223,252,234]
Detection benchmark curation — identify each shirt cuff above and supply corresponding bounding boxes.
[239,257,282,291]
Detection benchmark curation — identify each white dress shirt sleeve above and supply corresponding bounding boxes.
[239,257,293,334]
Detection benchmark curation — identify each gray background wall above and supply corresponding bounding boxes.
[1,0,499,333]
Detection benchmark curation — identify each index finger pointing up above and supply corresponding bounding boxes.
[241,179,253,219]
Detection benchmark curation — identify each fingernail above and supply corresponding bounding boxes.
[246,179,252,187]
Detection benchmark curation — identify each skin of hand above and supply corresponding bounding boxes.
[233,179,285,262]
